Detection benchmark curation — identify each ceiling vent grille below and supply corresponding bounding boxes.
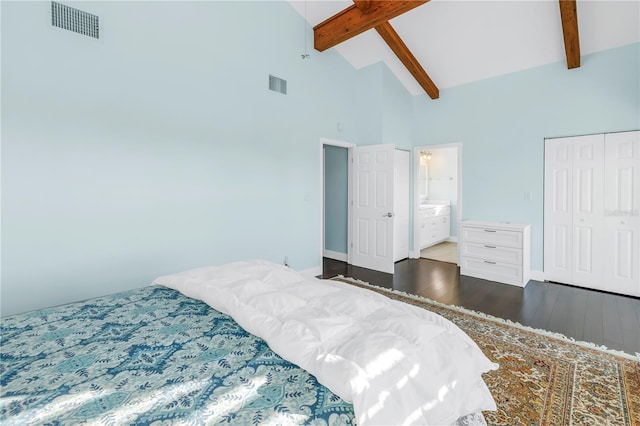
[51,2,99,39]
[269,75,287,95]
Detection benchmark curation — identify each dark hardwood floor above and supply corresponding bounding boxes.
[321,257,640,356]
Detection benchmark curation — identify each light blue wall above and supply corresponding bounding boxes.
[323,146,348,254]
[354,62,384,144]
[412,43,640,271]
[382,65,413,149]
[0,1,381,316]
[4,1,635,315]
[353,61,414,148]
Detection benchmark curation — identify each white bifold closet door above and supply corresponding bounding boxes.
[544,136,574,285]
[544,131,640,297]
[603,131,640,296]
[572,135,605,290]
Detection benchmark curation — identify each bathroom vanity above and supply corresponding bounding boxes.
[419,200,451,249]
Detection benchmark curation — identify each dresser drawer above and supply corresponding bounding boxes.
[460,226,522,248]
[460,256,523,286]
[460,242,522,265]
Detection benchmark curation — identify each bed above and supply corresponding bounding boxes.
[1,260,497,425]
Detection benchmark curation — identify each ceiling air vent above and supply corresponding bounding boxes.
[51,2,99,39]
[269,75,287,95]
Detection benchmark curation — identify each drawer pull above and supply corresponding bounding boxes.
[484,229,497,233]
[484,245,496,249]
[484,261,496,264]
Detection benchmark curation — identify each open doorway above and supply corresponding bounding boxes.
[322,144,349,262]
[320,139,410,274]
[413,144,461,265]
[320,138,355,268]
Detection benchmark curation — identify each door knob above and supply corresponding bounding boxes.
[383,212,394,218]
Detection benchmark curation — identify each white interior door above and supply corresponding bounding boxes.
[394,150,410,262]
[544,137,574,283]
[572,134,604,290]
[604,131,640,296]
[352,144,395,273]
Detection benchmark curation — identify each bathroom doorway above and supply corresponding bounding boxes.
[413,144,461,265]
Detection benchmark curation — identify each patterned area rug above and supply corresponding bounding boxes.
[332,276,640,426]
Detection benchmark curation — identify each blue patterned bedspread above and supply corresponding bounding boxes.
[0,285,355,425]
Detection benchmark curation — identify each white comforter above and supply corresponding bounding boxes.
[153,260,498,425]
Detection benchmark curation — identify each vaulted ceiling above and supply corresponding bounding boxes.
[289,0,640,97]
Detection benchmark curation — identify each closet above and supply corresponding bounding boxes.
[544,130,639,297]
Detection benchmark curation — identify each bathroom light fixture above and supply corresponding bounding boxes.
[426,151,432,160]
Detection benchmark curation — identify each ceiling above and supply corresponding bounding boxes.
[288,1,640,96]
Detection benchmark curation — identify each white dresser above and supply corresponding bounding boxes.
[460,221,531,287]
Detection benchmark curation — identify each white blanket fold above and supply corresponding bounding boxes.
[153,260,498,425]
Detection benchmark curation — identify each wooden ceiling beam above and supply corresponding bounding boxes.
[313,1,429,52]
[375,22,439,99]
[353,0,373,14]
[559,0,580,69]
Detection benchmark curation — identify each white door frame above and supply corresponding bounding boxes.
[320,138,356,269]
[412,143,462,264]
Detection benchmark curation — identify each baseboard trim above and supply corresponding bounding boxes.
[323,250,347,262]
[409,250,421,259]
[446,236,458,243]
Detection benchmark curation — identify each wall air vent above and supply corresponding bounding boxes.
[51,2,99,39]
[269,75,287,95]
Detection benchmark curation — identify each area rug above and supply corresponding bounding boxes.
[331,276,640,426]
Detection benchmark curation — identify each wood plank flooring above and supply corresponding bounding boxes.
[321,257,640,355]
